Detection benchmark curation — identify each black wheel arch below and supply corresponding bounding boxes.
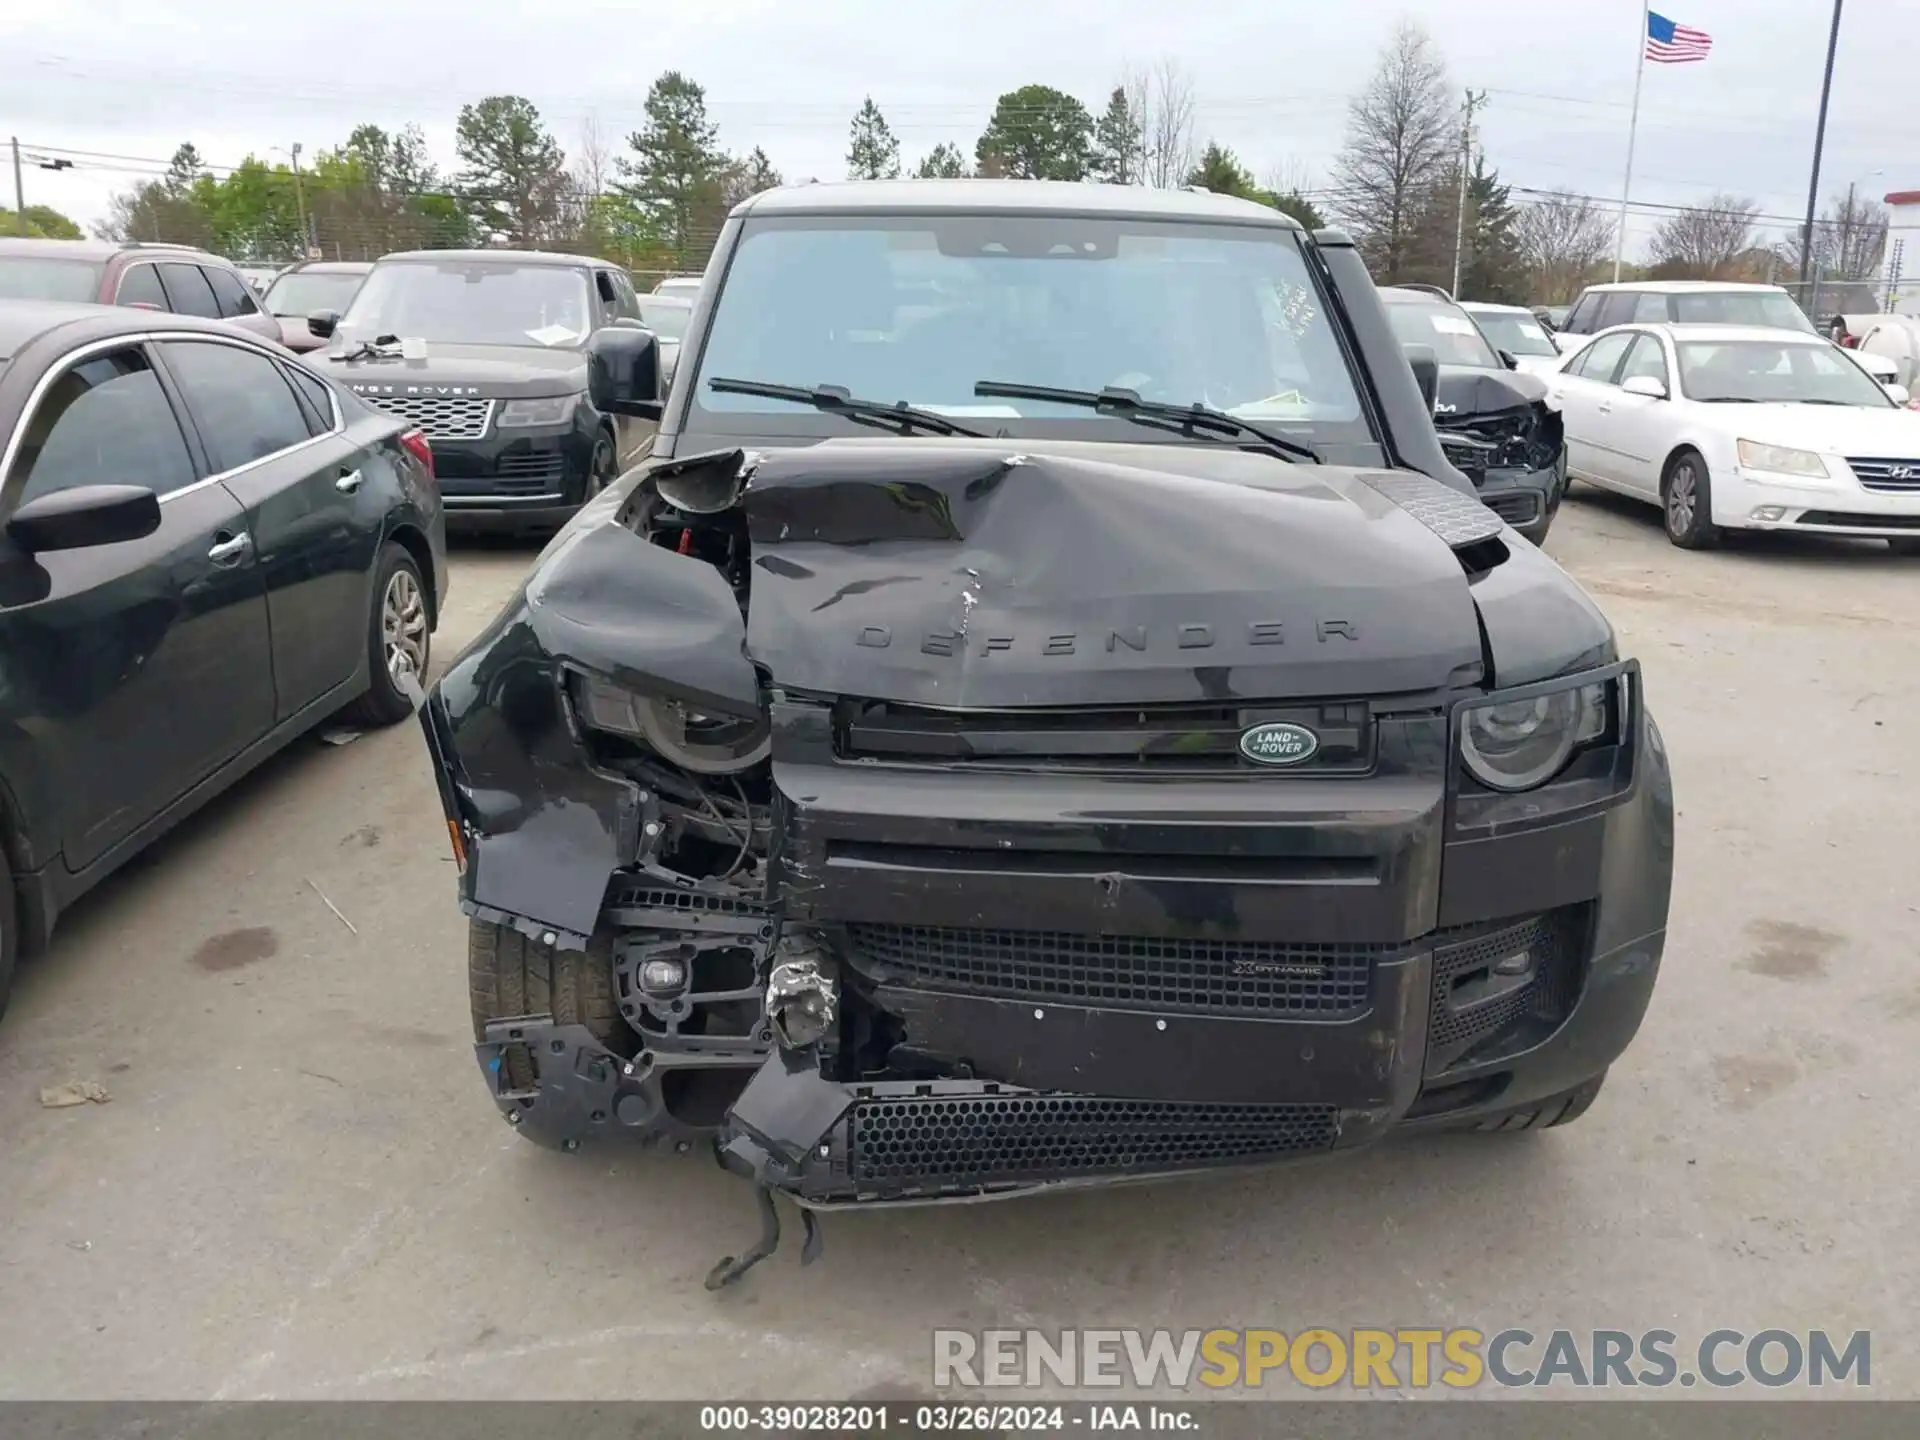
[381,521,439,630]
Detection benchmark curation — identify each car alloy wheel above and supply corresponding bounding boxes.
[381,567,428,684]
[1665,462,1698,539]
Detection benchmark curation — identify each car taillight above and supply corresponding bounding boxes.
[399,428,434,478]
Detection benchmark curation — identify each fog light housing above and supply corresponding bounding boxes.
[1750,505,1787,522]
[640,958,688,994]
[1492,948,1534,977]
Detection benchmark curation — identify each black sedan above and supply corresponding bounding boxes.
[0,300,447,1019]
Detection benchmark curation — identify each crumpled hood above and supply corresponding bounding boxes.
[728,439,1490,707]
[1434,364,1553,417]
[324,341,587,399]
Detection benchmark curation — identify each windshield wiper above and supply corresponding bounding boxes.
[706,378,986,437]
[972,381,1319,463]
[330,333,402,363]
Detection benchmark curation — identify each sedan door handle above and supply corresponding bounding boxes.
[1597,402,1613,413]
[335,469,364,494]
[207,532,253,566]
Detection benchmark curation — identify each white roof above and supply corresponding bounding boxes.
[1600,322,1830,344]
[1460,301,1535,315]
[1581,280,1791,295]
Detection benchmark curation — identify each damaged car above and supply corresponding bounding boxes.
[1381,285,1568,544]
[416,181,1672,1285]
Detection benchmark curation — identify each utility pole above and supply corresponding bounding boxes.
[290,142,309,258]
[1615,1,1651,282]
[1798,0,1844,321]
[1451,89,1487,298]
[10,137,23,229]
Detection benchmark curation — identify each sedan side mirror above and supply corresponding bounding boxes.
[308,309,340,340]
[1403,343,1439,412]
[1621,375,1668,400]
[1885,382,1911,406]
[6,484,161,553]
[588,325,664,420]
[1498,349,1519,370]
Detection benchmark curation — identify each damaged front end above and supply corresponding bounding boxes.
[422,435,1666,1283]
[1431,368,1567,544]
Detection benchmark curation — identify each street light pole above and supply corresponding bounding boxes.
[1798,0,1844,320]
[290,143,309,257]
[10,137,24,228]
[1451,89,1487,298]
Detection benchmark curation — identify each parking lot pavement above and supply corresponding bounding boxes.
[0,496,1915,1401]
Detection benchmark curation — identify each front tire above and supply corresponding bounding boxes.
[468,921,629,1092]
[339,542,430,728]
[1661,449,1720,550]
[582,430,618,503]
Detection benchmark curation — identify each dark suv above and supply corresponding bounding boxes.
[0,238,282,343]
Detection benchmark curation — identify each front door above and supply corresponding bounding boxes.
[1606,334,1679,500]
[155,338,380,719]
[1549,330,1634,488]
[0,342,275,871]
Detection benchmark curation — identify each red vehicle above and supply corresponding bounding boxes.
[0,238,283,344]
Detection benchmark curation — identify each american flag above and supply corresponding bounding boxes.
[1646,11,1713,63]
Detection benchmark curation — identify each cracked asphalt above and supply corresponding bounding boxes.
[0,492,1914,1400]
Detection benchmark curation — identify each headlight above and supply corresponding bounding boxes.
[573,673,770,774]
[1460,679,1612,792]
[1736,439,1828,479]
[497,393,582,428]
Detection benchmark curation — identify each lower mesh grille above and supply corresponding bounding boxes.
[849,1096,1340,1189]
[845,923,1377,1018]
[1427,909,1584,1068]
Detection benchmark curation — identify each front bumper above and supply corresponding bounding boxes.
[1475,450,1565,545]
[1717,465,1920,537]
[433,415,598,527]
[463,679,1673,1206]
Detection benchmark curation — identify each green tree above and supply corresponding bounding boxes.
[455,95,570,245]
[1269,190,1326,230]
[723,147,784,208]
[617,71,730,264]
[975,85,1093,181]
[0,204,83,239]
[1090,87,1141,183]
[1186,141,1257,197]
[914,143,969,179]
[846,97,901,180]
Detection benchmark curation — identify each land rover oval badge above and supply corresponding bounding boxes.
[1239,721,1319,766]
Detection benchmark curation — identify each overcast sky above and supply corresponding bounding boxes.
[3,0,1914,257]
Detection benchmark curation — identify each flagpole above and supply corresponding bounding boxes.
[1614,0,1650,281]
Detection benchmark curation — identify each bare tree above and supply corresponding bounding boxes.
[574,111,613,198]
[1777,190,1889,282]
[1649,193,1760,278]
[1124,59,1197,189]
[1263,158,1315,200]
[1515,189,1616,302]
[1331,21,1455,281]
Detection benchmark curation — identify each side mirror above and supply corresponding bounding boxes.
[6,484,161,553]
[1403,343,1439,412]
[1885,382,1911,406]
[1498,349,1519,370]
[308,309,340,340]
[1621,375,1668,400]
[588,325,664,419]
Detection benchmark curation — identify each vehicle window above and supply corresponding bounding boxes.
[261,269,367,318]
[1629,293,1668,323]
[1618,334,1669,388]
[612,270,642,319]
[159,340,315,471]
[1564,294,1599,333]
[157,263,221,319]
[689,214,1372,448]
[282,362,339,436]
[1670,290,1819,334]
[11,348,197,504]
[1596,293,1639,330]
[204,266,260,318]
[1385,300,1503,368]
[1571,331,1634,384]
[339,260,593,347]
[636,297,691,341]
[1675,339,1893,406]
[0,256,105,303]
[115,264,166,308]
[1466,310,1558,358]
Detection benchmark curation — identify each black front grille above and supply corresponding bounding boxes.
[849,1095,1340,1189]
[1426,909,1585,1072]
[497,450,567,481]
[1846,457,1920,492]
[845,923,1378,1018]
[1797,510,1920,531]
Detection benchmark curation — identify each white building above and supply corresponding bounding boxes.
[1883,190,1920,316]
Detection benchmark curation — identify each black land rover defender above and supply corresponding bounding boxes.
[416,182,1673,1285]
[312,249,656,533]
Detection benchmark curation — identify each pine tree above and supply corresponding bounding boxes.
[914,144,969,179]
[846,97,902,180]
[1090,88,1141,184]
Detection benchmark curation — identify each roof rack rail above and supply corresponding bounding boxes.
[119,240,202,252]
[1400,282,1455,303]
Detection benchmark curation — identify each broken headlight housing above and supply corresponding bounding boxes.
[1460,676,1615,793]
[572,672,771,774]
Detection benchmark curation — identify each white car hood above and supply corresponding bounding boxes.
[1718,403,1920,456]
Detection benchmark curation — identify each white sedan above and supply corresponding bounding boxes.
[1548,323,1920,553]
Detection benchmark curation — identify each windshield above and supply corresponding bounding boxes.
[1385,301,1503,368]
[262,270,365,318]
[688,214,1372,452]
[337,261,592,348]
[1670,290,1818,334]
[1468,310,1558,357]
[637,298,691,340]
[0,256,104,303]
[1676,339,1894,406]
